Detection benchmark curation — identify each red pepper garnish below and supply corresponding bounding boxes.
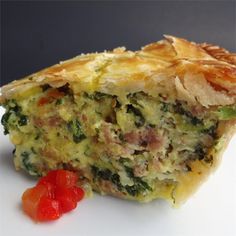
[22,170,84,222]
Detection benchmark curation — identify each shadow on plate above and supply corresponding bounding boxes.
[85,192,174,223]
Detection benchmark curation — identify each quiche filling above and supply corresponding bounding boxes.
[2,84,235,202]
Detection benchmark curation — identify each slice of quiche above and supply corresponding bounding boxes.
[1,36,236,206]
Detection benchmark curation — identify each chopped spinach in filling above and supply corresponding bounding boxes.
[1,99,28,134]
[1,87,234,200]
[67,119,86,143]
[91,165,151,196]
[21,151,40,176]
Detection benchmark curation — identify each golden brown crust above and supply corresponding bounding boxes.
[1,35,236,106]
[200,43,236,65]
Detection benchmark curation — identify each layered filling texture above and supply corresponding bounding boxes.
[1,84,235,202]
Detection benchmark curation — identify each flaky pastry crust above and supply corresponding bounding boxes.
[1,36,236,106]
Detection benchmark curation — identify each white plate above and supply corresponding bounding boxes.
[0,107,235,236]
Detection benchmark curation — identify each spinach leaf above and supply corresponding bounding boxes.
[160,102,169,112]
[203,123,218,138]
[195,144,206,160]
[67,119,86,143]
[40,84,51,91]
[173,101,202,125]
[127,104,145,127]
[91,166,123,191]
[84,92,112,101]
[124,166,152,196]
[1,111,11,134]
[18,115,28,126]
[1,100,28,134]
[21,151,39,176]
[90,165,152,196]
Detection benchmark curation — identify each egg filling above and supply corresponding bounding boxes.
[1,84,235,202]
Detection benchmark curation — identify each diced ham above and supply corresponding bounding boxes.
[33,116,62,127]
[40,148,59,161]
[100,123,120,144]
[48,117,62,126]
[200,134,214,147]
[124,131,140,145]
[142,128,162,151]
[104,143,134,159]
[102,123,113,144]
[81,114,87,122]
[152,156,162,171]
[133,163,147,177]
[124,128,163,151]
[33,117,45,127]
[190,105,205,116]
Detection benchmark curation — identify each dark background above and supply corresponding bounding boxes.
[1,1,236,86]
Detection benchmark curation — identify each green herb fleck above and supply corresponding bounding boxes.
[91,166,123,191]
[204,155,213,165]
[21,151,39,176]
[195,144,206,160]
[97,169,112,180]
[124,166,152,196]
[18,115,28,126]
[55,98,63,105]
[203,123,218,138]
[173,101,202,125]
[111,174,123,191]
[1,100,28,134]
[161,102,169,112]
[217,106,236,120]
[84,92,112,101]
[127,104,145,127]
[1,111,11,134]
[34,133,40,140]
[67,119,86,143]
[41,84,51,91]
